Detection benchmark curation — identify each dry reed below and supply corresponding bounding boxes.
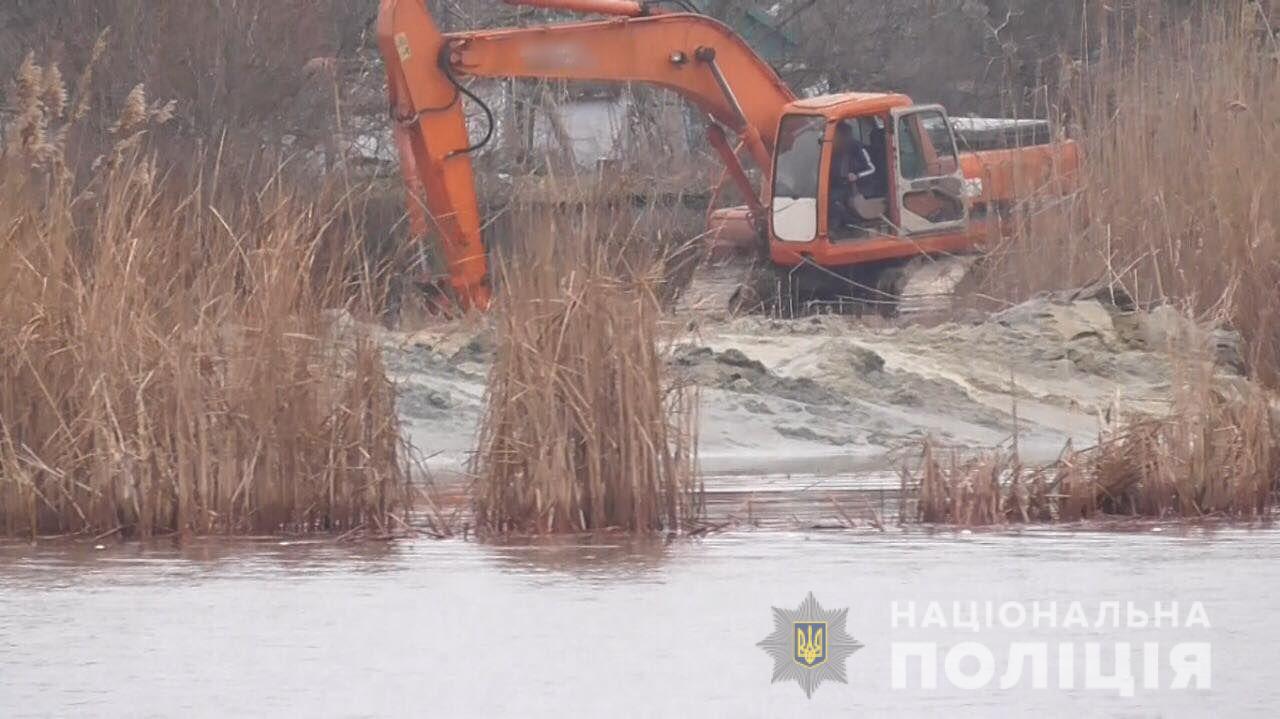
[906,375,1278,525]
[975,1,1280,384]
[471,194,700,534]
[923,1,1280,526]
[0,55,412,538]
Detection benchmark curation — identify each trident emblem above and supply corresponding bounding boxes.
[794,622,827,667]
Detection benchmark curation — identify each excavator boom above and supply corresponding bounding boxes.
[504,0,648,16]
[377,0,489,310]
[377,0,794,310]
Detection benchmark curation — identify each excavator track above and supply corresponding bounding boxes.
[879,254,980,319]
[678,253,980,320]
[674,259,763,317]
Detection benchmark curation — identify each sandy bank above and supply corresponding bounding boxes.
[379,291,1247,478]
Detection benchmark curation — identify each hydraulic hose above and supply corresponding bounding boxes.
[439,42,495,157]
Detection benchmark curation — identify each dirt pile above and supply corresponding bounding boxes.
[671,345,844,406]
[385,293,1256,476]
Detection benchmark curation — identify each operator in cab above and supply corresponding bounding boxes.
[830,121,887,229]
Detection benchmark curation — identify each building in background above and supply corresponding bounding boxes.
[527,2,797,170]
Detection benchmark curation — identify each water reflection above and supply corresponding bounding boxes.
[0,536,404,590]
[481,534,678,583]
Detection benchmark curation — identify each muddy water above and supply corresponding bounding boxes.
[3,523,1278,718]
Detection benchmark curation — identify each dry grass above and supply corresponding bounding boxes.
[471,193,700,534]
[0,55,412,538]
[924,2,1280,526]
[1068,366,1277,520]
[912,442,1023,525]
[906,372,1278,526]
[974,2,1280,384]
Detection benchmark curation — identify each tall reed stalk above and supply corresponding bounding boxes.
[472,195,700,534]
[0,54,412,537]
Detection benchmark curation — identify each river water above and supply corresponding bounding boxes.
[2,520,1278,718]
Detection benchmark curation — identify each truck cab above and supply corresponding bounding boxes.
[768,93,973,274]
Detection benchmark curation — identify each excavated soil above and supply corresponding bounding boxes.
[380,291,1247,477]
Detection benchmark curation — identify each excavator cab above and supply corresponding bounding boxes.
[757,95,977,312]
[769,97,969,249]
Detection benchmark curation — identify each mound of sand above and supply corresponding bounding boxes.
[382,292,1250,476]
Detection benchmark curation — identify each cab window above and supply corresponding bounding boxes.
[898,120,927,180]
[772,115,825,200]
[771,114,825,243]
[899,111,959,179]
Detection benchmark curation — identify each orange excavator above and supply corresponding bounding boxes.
[377,0,1079,314]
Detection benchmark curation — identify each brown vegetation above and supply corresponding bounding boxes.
[977,1,1280,385]
[930,2,1280,526]
[907,371,1278,526]
[0,56,412,538]
[472,195,700,534]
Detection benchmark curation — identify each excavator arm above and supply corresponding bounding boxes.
[377,0,795,310]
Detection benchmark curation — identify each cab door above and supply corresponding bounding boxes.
[890,105,968,235]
